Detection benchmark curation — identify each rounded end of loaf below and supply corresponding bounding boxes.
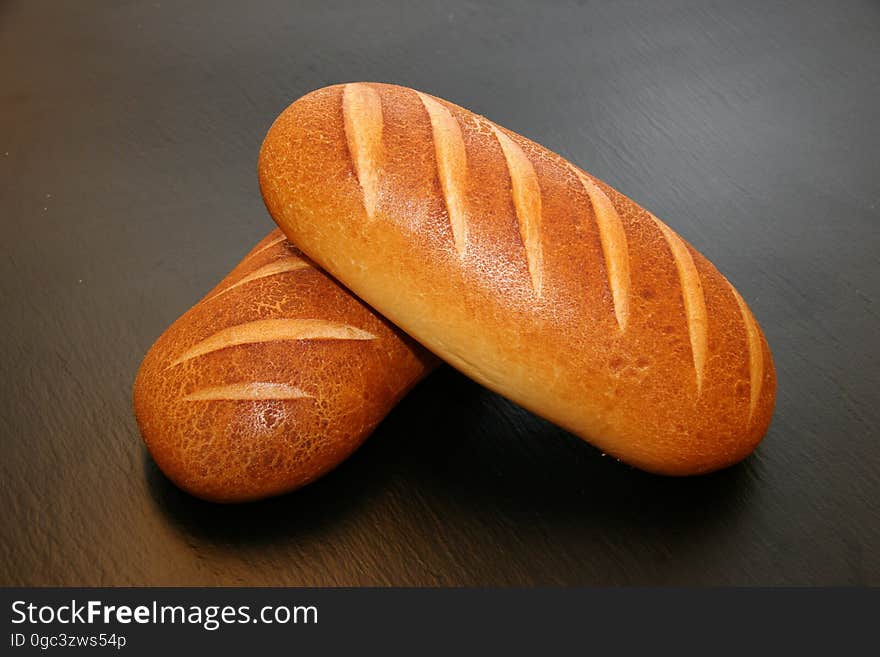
[133,355,323,504]
[132,323,358,505]
[258,83,777,477]
[565,294,778,477]
[612,350,776,476]
[133,230,434,503]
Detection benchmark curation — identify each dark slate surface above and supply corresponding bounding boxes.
[1,0,878,585]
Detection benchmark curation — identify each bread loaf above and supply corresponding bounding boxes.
[258,82,776,475]
[134,229,435,502]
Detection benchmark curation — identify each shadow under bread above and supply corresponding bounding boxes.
[145,364,753,563]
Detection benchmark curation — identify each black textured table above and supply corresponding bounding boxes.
[2,0,878,586]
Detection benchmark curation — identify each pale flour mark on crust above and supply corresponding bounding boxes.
[183,382,312,401]
[248,234,288,259]
[207,257,310,301]
[651,216,709,393]
[342,83,384,220]
[169,319,376,367]
[490,123,544,296]
[572,167,632,331]
[729,283,763,422]
[416,91,469,255]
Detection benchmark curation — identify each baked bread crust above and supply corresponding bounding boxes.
[259,83,776,475]
[134,229,434,501]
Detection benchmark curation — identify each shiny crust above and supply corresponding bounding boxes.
[258,82,777,475]
[133,229,435,502]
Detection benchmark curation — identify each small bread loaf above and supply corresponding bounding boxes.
[258,82,776,475]
[134,229,434,502]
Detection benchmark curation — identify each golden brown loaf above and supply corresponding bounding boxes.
[259,82,777,475]
[134,229,435,502]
